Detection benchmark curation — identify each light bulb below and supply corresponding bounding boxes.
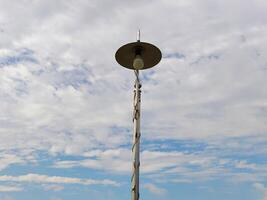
[133,55,144,70]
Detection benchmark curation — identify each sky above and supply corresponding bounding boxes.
[0,0,267,199]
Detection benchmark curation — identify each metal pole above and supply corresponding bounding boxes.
[115,29,161,200]
[137,29,141,42]
[131,70,141,200]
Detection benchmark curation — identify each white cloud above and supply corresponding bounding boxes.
[53,148,216,175]
[0,185,23,192]
[0,0,267,194]
[53,148,131,173]
[0,195,15,200]
[0,174,118,186]
[54,148,267,185]
[253,183,267,200]
[0,154,24,171]
[235,160,257,170]
[0,0,266,156]
[42,184,64,191]
[144,183,167,195]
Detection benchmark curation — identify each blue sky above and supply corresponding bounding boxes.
[0,0,267,199]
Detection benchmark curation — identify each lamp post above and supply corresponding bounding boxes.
[115,31,162,200]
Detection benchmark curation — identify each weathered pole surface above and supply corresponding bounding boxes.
[131,70,141,200]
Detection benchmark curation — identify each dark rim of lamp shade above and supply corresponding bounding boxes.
[115,41,162,70]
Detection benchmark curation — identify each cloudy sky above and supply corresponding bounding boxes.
[0,0,267,199]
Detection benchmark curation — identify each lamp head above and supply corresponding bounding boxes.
[115,42,161,70]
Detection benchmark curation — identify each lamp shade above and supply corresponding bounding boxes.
[115,41,162,70]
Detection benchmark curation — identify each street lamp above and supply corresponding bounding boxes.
[115,31,162,200]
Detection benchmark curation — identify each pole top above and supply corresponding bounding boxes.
[137,29,140,42]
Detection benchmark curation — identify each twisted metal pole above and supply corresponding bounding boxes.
[131,70,141,200]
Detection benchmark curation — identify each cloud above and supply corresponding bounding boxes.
[0,185,23,192]
[0,154,24,171]
[235,160,257,170]
[144,183,167,195]
[253,183,267,200]
[0,0,266,159]
[0,196,15,200]
[52,147,267,184]
[0,174,119,186]
[53,148,215,174]
[42,184,64,191]
[0,0,267,198]
[53,148,131,173]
